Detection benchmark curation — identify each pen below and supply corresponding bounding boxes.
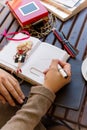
[57,64,68,78]
[52,28,79,58]
[52,28,75,57]
[62,32,78,55]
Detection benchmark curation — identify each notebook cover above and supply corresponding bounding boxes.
[7,0,48,27]
[54,58,85,110]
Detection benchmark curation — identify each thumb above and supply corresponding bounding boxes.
[50,59,58,70]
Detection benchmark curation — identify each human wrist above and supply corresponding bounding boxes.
[31,86,55,101]
[43,83,55,94]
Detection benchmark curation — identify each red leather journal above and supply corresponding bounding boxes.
[7,0,48,27]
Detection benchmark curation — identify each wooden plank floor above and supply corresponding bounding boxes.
[0,4,87,130]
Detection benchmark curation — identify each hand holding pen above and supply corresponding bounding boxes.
[57,64,68,78]
[44,59,71,93]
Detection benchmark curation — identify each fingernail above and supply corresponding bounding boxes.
[12,103,16,106]
[19,99,24,103]
[22,94,25,99]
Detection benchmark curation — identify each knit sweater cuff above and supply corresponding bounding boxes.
[31,86,56,103]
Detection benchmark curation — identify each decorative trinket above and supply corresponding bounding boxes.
[14,41,33,73]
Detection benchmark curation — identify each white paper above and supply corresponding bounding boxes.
[21,42,69,84]
[54,0,80,8]
[0,33,69,85]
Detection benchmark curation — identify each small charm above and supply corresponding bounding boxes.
[14,41,33,73]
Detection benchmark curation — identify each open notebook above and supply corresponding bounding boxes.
[0,33,69,85]
[12,57,85,110]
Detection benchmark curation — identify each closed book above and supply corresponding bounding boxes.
[41,0,87,21]
[7,0,48,27]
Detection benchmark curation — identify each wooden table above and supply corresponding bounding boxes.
[0,4,87,130]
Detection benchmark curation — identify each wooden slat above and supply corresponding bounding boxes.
[68,8,87,47]
[0,20,20,49]
[0,4,4,12]
[0,13,14,41]
[0,6,10,25]
[60,17,76,38]
[80,96,87,127]
[52,106,66,119]
[66,86,86,124]
[76,19,87,60]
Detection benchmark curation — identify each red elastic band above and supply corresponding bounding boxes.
[0,29,30,41]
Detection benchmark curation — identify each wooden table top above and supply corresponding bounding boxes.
[0,4,87,129]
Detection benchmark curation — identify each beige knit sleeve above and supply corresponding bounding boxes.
[1,86,55,130]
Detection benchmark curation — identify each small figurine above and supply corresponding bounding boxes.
[14,41,33,73]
